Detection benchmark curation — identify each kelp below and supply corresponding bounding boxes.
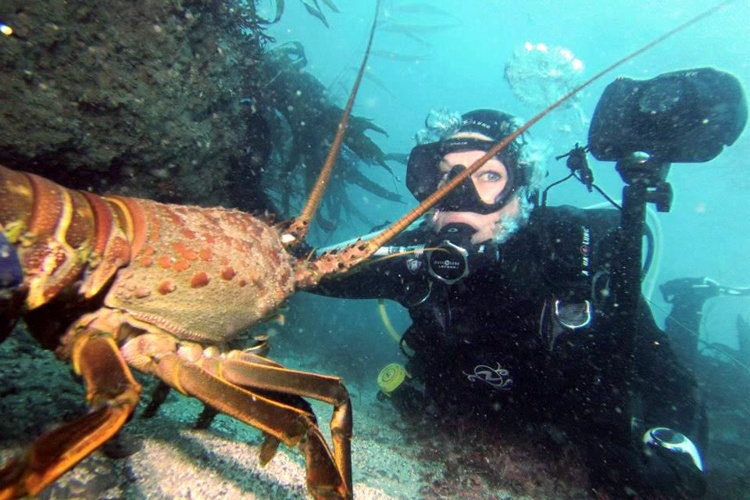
[259,41,402,235]
[261,0,339,27]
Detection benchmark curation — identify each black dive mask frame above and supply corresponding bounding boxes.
[406,138,522,214]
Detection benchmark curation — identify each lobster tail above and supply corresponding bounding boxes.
[0,165,133,310]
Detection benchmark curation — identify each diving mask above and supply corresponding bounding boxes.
[406,137,524,214]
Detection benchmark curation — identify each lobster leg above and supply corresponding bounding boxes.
[142,338,274,425]
[0,326,141,498]
[220,352,352,495]
[149,352,351,499]
[219,352,352,491]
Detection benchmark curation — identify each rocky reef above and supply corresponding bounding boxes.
[0,0,395,227]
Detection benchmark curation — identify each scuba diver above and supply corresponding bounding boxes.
[310,103,734,497]
[660,277,750,370]
[312,108,706,497]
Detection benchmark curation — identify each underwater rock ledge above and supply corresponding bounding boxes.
[0,0,269,207]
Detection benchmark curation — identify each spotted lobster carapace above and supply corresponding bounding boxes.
[0,1,734,498]
[0,162,363,499]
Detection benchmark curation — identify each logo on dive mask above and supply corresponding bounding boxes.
[426,223,498,285]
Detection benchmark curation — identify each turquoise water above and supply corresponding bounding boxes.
[262,2,750,496]
[1,1,748,497]
[266,0,750,346]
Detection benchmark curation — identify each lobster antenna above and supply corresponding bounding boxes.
[285,0,381,245]
[364,0,734,252]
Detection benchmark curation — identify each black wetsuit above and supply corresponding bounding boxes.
[312,205,703,494]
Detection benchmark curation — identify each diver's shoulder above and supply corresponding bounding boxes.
[532,204,620,226]
[390,225,432,246]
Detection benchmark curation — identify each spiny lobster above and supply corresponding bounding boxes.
[0,1,732,498]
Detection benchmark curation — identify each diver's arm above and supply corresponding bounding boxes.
[309,256,409,300]
[634,299,701,436]
[597,300,707,498]
[306,227,431,301]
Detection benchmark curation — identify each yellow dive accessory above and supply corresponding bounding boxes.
[377,299,401,343]
[377,363,409,396]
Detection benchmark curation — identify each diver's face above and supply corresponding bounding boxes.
[438,149,509,205]
[432,137,521,244]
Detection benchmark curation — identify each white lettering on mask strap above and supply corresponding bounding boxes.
[462,119,492,133]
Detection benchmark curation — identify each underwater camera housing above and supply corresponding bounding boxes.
[588,68,747,163]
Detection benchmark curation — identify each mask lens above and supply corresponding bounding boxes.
[406,138,518,212]
[406,142,444,201]
[437,165,503,214]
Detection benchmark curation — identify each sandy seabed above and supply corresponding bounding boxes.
[1,331,586,500]
[42,394,432,499]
